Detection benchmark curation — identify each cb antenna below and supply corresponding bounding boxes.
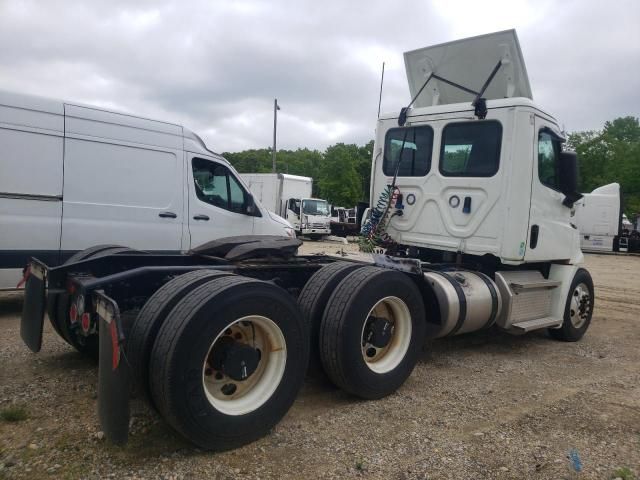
[377,61,385,119]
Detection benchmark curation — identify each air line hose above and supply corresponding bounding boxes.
[359,128,411,252]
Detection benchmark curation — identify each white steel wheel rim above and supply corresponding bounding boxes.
[569,283,591,329]
[202,315,287,416]
[360,296,412,374]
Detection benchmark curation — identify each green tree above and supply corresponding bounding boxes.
[223,141,373,205]
[317,143,363,206]
[569,116,640,218]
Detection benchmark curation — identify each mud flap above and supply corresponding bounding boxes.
[20,261,47,353]
[96,291,131,445]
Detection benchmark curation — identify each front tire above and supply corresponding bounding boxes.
[319,266,426,399]
[548,268,594,342]
[149,276,308,450]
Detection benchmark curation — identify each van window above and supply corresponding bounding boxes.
[383,126,433,177]
[440,121,502,177]
[538,130,562,190]
[192,158,248,213]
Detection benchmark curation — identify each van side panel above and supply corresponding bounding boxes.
[61,105,184,253]
[0,94,64,287]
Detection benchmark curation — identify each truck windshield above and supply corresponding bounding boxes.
[302,199,329,216]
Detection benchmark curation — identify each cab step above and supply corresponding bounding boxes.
[510,316,562,332]
[510,279,560,291]
[495,271,561,329]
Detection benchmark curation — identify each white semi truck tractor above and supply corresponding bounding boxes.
[19,30,594,451]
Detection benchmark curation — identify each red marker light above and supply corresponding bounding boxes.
[81,313,91,332]
[69,304,78,323]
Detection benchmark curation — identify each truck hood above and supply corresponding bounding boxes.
[268,210,293,228]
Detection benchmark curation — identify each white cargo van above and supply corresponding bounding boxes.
[241,173,331,237]
[0,90,294,289]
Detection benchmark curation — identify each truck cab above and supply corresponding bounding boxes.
[286,197,331,237]
[371,97,582,264]
[371,30,582,266]
[365,30,590,336]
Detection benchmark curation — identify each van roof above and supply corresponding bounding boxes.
[0,88,221,158]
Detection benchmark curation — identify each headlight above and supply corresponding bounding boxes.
[284,227,295,238]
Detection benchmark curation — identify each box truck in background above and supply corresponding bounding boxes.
[241,173,331,238]
[0,90,294,289]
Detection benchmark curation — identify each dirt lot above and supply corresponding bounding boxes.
[1,245,639,479]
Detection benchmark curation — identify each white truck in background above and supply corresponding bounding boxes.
[241,173,331,238]
[574,183,623,252]
[574,183,635,253]
[0,90,294,289]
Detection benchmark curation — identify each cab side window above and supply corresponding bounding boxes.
[192,158,248,213]
[538,130,562,191]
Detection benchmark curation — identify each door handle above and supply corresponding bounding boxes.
[158,211,177,218]
[193,214,210,221]
[462,196,472,214]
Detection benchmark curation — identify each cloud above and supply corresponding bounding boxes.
[0,0,638,151]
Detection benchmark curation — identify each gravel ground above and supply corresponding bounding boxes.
[0,245,639,479]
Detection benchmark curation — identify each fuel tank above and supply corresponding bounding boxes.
[423,269,502,338]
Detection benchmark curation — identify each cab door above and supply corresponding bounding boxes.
[187,155,255,249]
[524,118,577,261]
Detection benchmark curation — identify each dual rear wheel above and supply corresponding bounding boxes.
[130,274,307,451]
[129,263,426,450]
[300,263,426,399]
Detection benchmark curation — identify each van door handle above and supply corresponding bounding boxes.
[158,211,177,218]
[193,214,210,221]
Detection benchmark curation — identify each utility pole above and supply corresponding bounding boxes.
[272,98,280,173]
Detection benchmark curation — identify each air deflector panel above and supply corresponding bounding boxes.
[404,29,532,107]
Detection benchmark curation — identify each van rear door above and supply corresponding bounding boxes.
[0,92,64,287]
[60,105,184,255]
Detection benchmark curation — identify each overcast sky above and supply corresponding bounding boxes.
[0,0,638,152]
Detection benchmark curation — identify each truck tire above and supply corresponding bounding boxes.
[548,268,594,342]
[297,261,363,376]
[319,266,426,399]
[149,276,308,450]
[127,269,236,402]
[50,245,138,357]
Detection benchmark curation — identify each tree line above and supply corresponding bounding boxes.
[567,116,640,218]
[224,116,640,216]
[223,142,374,207]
